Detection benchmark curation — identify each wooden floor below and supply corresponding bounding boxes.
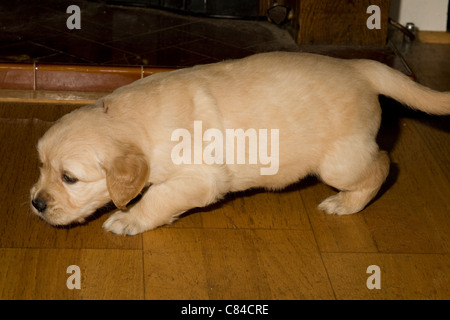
[1,43,449,300]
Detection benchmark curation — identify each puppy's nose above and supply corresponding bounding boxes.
[32,198,47,213]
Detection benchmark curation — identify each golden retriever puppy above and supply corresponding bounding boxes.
[30,52,450,235]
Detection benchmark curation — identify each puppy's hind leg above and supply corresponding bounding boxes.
[103,173,224,235]
[318,141,390,215]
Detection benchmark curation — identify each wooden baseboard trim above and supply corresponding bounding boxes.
[0,63,176,93]
[418,31,450,44]
[0,89,108,104]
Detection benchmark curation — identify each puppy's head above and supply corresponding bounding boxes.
[30,105,149,226]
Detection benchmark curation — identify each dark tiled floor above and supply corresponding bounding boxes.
[0,0,299,67]
[0,0,415,72]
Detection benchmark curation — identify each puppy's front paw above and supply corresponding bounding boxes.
[103,212,146,235]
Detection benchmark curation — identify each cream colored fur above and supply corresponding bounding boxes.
[30,52,450,235]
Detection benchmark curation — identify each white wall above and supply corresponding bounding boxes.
[390,0,449,31]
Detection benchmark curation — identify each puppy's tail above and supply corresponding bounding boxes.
[357,59,450,115]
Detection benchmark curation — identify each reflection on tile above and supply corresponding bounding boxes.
[105,27,201,55]
[179,38,255,61]
[0,42,57,64]
[32,33,130,64]
[112,46,216,67]
[174,20,276,48]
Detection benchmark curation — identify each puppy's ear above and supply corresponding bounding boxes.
[105,144,149,210]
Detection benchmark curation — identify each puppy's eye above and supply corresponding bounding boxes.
[62,173,78,184]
